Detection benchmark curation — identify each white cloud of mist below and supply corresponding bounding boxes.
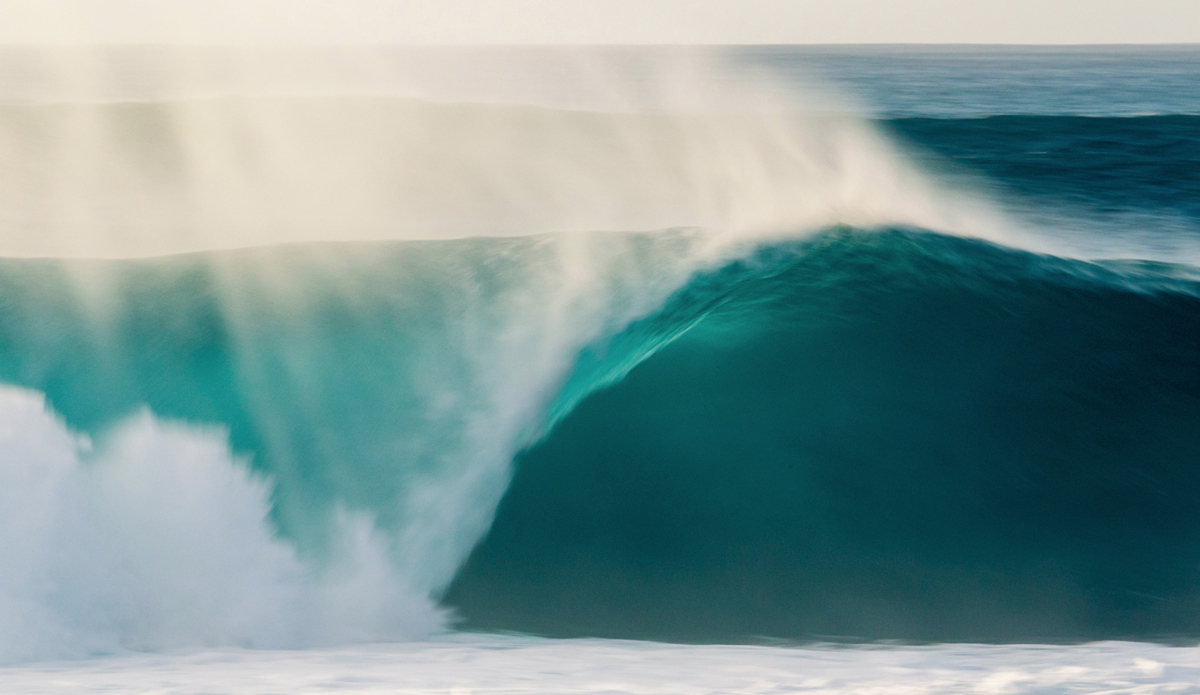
[0,0,1198,45]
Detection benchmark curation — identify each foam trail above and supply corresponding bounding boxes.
[0,386,442,663]
[5,637,1200,694]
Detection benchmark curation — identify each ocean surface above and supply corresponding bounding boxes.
[1,45,1199,693]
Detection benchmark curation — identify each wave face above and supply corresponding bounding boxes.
[446,228,1200,642]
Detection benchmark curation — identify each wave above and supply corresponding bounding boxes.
[1,49,1198,660]
[446,227,1200,643]
[0,226,1197,659]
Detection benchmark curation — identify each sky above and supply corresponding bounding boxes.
[1,0,1199,45]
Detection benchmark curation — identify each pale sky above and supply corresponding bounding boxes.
[1,0,1199,45]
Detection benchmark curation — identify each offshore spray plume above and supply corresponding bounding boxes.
[0,46,1021,258]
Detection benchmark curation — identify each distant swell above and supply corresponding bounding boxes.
[888,115,1200,220]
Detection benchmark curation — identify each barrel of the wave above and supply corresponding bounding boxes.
[446,227,1200,643]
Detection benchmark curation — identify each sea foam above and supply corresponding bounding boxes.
[0,386,441,663]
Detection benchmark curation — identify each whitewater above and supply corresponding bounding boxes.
[1,46,1199,693]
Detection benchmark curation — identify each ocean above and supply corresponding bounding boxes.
[1,45,1199,693]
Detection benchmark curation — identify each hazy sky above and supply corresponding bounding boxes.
[1,0,1199,44]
